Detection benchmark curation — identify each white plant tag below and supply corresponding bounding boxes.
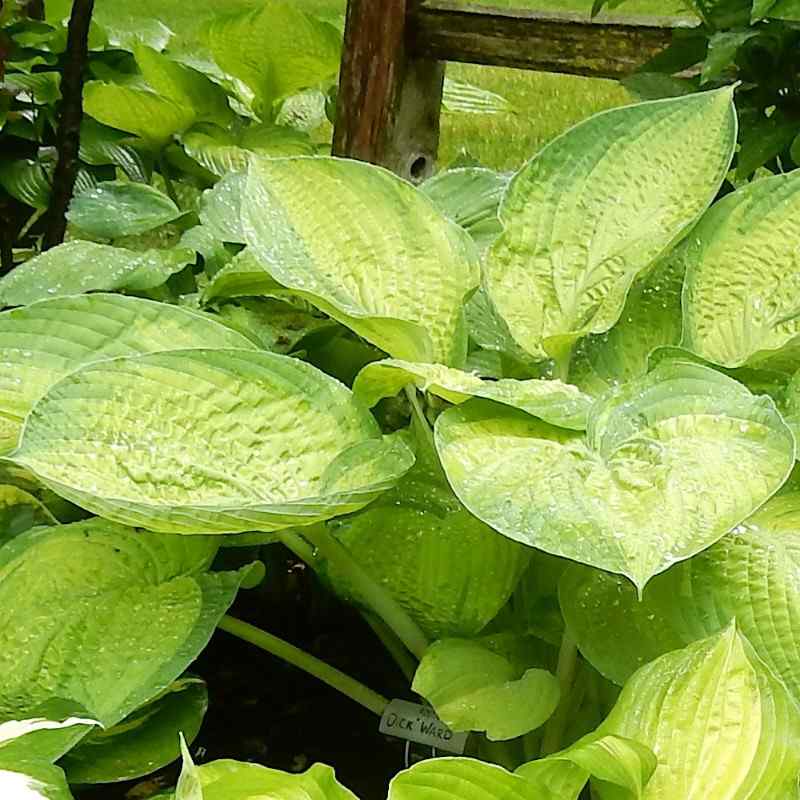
[379,699,468,754]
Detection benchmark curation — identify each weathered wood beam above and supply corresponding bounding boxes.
[332,0,444,182]
[410,1,694,79]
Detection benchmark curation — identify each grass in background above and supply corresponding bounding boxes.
[440,65,631,171]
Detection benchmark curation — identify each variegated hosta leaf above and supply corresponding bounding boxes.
[434,361,794,590]
[412,638,559,740]
[324,453,529,639]
[0,485,56,546]
[570,252,686,397]
[67,181,183,240]
[0,703,99,763]
[0,242,195,306]
[0,293,255,453]
[180,227,232,277]
[465,288,539,373]
[83,81,195,145]
[561,490,800,699]
[353,358,591,430]
[389,758,551,800]
[182,126,314,178]
[683,170,800,369]
[0,760,73,800]
[276,88,328,133]
[516,734,657,800]
[0,157,52,209]
[784,369,800,443]
[174,752,357,800]
[420,167,509,254]
[61,678,207,785]
[0,464,77,523]
[202,248,289,303]
[202,1,340,115]
[588,625,800,799]
[0,519,252,735]
[79,119,147,182]
[241,157,480,367]
[198,172,246,244]
[646,345,792,407]
[214,298,335,355]
[485,89,736,361]
[134,44,233,128]
[11,349,414,534]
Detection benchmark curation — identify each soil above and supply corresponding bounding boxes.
[74,545,413,800]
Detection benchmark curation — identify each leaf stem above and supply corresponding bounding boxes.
[551,345,573,384]
[281,529,316,564]
[362,611,417,682]
[218,615,389,717]
[540,631,579,756]
[157,150,180,207]
[280,527,430,659]
[404,384,435,452]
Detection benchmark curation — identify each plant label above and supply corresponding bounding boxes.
[379,699,468,754]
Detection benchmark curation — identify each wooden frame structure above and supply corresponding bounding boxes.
[332,1,693,181]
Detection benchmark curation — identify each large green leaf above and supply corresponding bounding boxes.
[241,157,480,366]
[11,349,413,534]
[0,242,194,306]
[182,125,314,178]
[412,638,559,740]
[0,293,254,453]
[67,181,183,239]
[353,359,591,430]
[485,89,736,361]
[0,464,81,526]
[0,485,56,545]
[561,490,800,699]
[79,119,148,182]
[328,502,528,639]
[203,1,340,115]
[0,704,99,764]
[214,298,334,355]
[0,157,52,209]
[0,519,251,736]
[202,248,289,303]
[61,677,207,784]
[464,289,539,373]
[420,167,508,254]
[0,759,73,799]
[682,170,800,369]
[174,756,357,800]
[783,369,800,442]
[516,735,657,800]
[198,171,246,244]
[587,625,800,798]
[570,252,686,396]
[83,81,194,145]
[324,449,529,639]
[134,45,232,127]
[389,758,548,800]
[434,361,794,591]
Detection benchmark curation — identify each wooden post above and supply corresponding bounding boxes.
[332,0,445,182]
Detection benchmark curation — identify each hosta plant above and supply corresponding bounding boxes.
[3,81,800,800]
